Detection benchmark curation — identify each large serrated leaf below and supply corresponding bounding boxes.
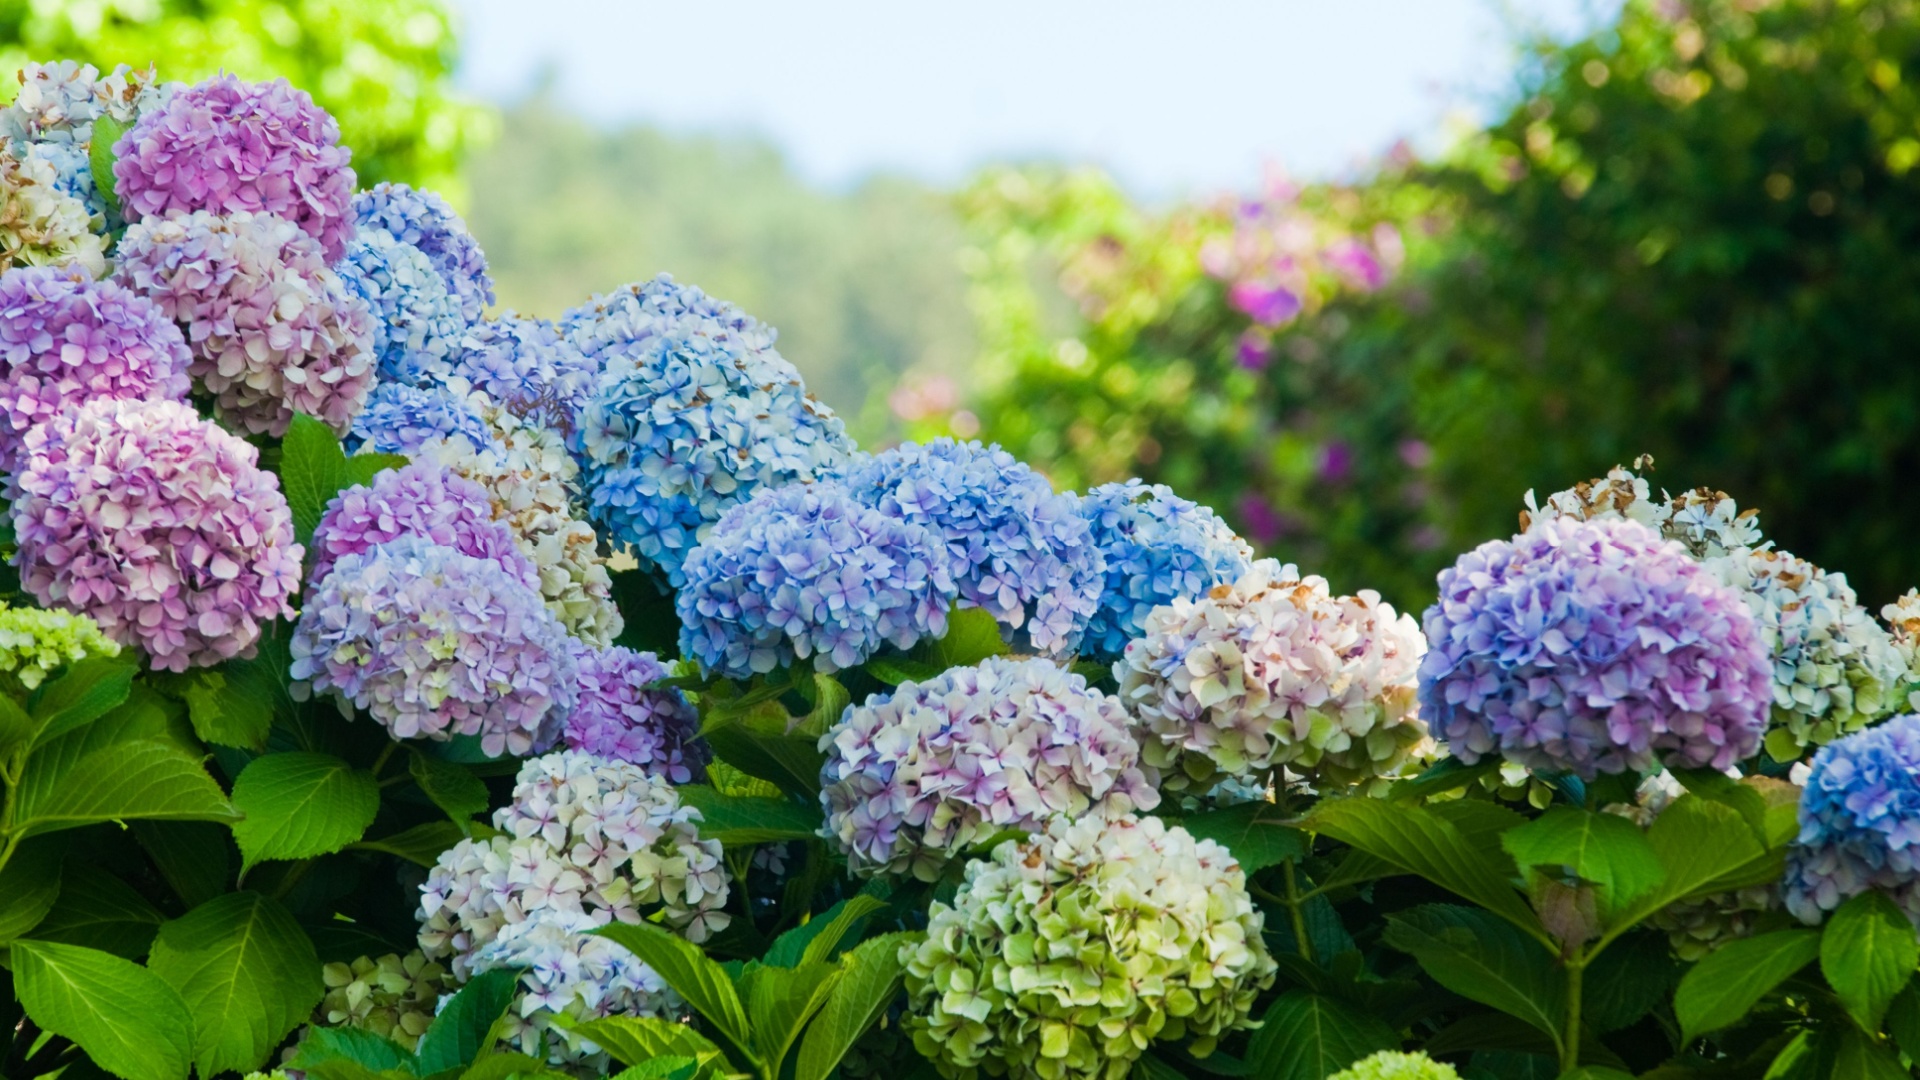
[1820,890,1919,1035]
[230,752,380,871]
[560,1015,729,1071]
[277,413,353,546]
[148,891,323,1077]
[414,967,519,1073]
[1381,904,1565,1041]
[28,657,134,747]
[1174,800,1307,873]
[350,820,475,867]
[1307,797,1542,937]
[89,115,125,216]
[741,960,844,1068]
[410,751,489,825]
[134,820,235,907]
[12,940,194,1080]
[919,605,1009,670]
[794,932,918,1080]
[592,921,753,1051]
[1674,928,1820,1044]
[24,861,166,958]
[1501,807,1662,919]
[1244,990,1400,1080]
[764,894,889,969]
[0,837,64,943]
[676,784,824,847]
[14,739,237,838]
[288,1024,418,1078]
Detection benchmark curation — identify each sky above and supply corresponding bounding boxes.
[452,0,1618,198]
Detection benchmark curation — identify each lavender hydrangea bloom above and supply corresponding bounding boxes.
[1079,480,1255,662]
[0,266,191,470]
[839,440,1105,656]
[820,656,1160,881]
[352,183,494,322]
[565,644,705,783]
[346,383,500,456]
[575,324,855,585]
[113,209,375,436]
[112,74,356,261]
[1419,517,1772,778]
[334,227,468,386]
[450,315,595,425]
[1784,714,1920,924]
[11,398,303,672]
[307,461,540,590]
[560,272,775,367]
[289,535,576,756]
[677,481,956,678]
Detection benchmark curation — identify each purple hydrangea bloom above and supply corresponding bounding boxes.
[308,461,539,592]
[334,227,468,386]
[346,383,501,456]
[676,481,956,678]
[560,272,775,367]
[290,535,577,756]
[0,265,191,470]
[451,315,596,426]
[820,655,1160,881]
[1785,714,1920,923]
[353,183,494,322]
[112,74,356,261]
[1079,480,1256,662]
[838,440,1104,656]
[113,209,376,436]
[564,644,705,783]
[1419,517,1772,778]
[11,397,303,672]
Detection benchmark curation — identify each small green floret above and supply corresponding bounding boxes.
[1329,1050,1461,1080]
[0,604,120,689]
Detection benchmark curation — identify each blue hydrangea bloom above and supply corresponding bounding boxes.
[334,227,467,386]
[838,439,1103,656]
[22,142,97,215]
[560,273,775,367]
[1419,516,1773,779]
[353,182,495,322]
[450,315,596,427]
[676,480,956,678]
[1785,713,1920,924]
[1078,480,1255,661]
[347,383,501,456]
[574,324,855,585]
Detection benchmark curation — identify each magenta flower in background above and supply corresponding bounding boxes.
[1234,330,1272,370]
[1236,493,1286,547]
[10,397,303,672]
[1317,441,1355,485]
[1228,280,1303,327]
[0,265,191,470]
[1323,238,1386,290]
[112,74,356,261]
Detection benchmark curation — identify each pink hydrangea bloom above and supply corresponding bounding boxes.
[10,397,303,671]
[308,460,539,591]
[112,74,356,261]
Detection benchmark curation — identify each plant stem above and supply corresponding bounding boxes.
[0,748,21,881]
[1283,860,1314,965]
[370,742,398,780]
[1561,955,1587,1073]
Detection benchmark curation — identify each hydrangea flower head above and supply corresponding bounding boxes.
[676,480,956,677]
[11,397,302,671]
[839,440,1104,655]
[113,209,375,436]
[419,751,730,1064]
[1329,1052,1461,1080]
[289,535,576,756]
[1079,480,1255,661]
[307,460,540,590]
[566,644,705,783]
[1785,714,1920,923]
[0,265,191,470]
[345,382,500,456]
[450,314,595,426]
[335,226,468,386]
[353,183,494,322]
[2,61,164,222]
[317,952,451,1050]
[1419,517,1772,778]
[560,272,775,365]
[112,73,356,261]
[902,815,1276,1080]
[0,604,120,690]
[820,656,1159,881]
[1118,559,1430,794]
[1883,590,1920,715]
[1521,462,1763,560]
[0,150,105,276]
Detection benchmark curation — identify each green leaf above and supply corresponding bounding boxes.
[1674,929,1821,1044]
[29,657,135,747]
[1388,756,1500,802]
[0,692,30,758]
[288,1025,418,1076]
[609,1057,698,1080]
[1885,984,1920,1061]
[1306,797,1542,938]
[191,622,301,749]
[763,894,889,969]
[457,1052,568,1080]
[1557,1070,1637,1080]
[415,967,520,1073]
[176,670,268,751]
[1500,807,1662,918]
[592,921,753,1051]
[0,837,63,944]
[351,821,474,867]
[1831,1026,1910,1080]
[345,452,410,488]
[1381,905,1565,1041]
[675,784,825,847]
[147,891,323,1077]
[609,569,680,656]
[90,115,124,216]
[1606,795,1767,931]
[741,960,844,1068]
[230,751,380,872]
[24,862,166,959]
[703,713,826,800]
[796,672,852,737]
[277,413,353,546]
[1244,990,1399,1080]
[134,821,234,908]
[1175,800,1307,873]
[410,751,490,825]
[862,656,942,686]
[561,1015,729,1071]
[12,940,194,1080]
[1580,931,1676,1033]
[13,739,237,838]
[921,605,1009,669]
[1820,890,1919,1034]
[795,933,917,1080]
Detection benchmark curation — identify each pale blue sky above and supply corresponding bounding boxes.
[452,0,1618,197]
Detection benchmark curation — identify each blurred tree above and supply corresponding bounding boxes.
[0,0,490,193]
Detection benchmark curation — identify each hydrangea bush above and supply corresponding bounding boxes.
[6,59,1920,1080]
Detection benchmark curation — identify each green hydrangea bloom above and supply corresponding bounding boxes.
[1329,1051,1460,1080]
[901,815,1276,1080]
[317,951,451,1049]
[0,604,119,689]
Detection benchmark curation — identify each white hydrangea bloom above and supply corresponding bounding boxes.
[0,151,104,275]
[1520,461,1761,558]
[1881,590,1920,713]
[1116,559,1430,794]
